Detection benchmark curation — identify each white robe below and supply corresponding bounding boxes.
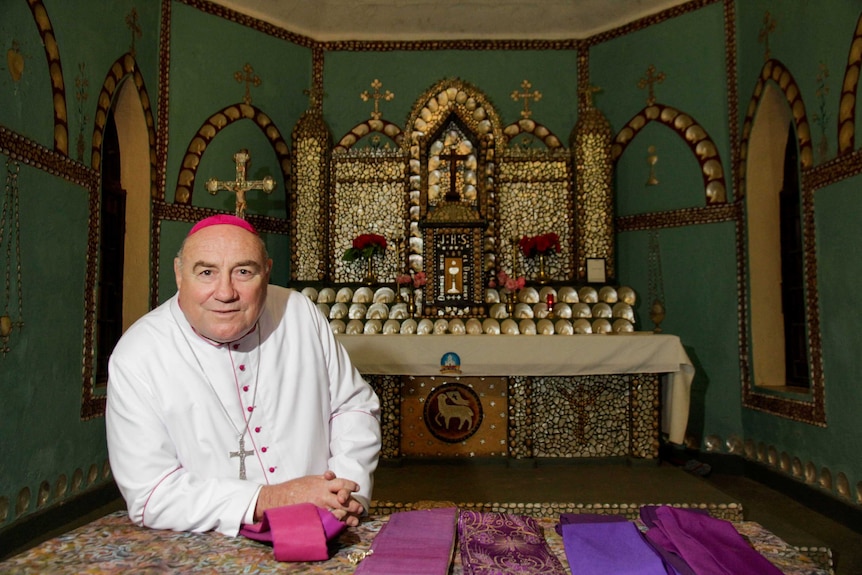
[106,286,381,536]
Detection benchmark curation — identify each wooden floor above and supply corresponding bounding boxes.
[374,458,862,575]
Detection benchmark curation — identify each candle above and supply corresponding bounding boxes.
[547,293,555,308]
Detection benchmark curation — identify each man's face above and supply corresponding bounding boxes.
[174,224,271,343]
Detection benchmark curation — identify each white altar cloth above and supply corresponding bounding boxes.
[336,333,693,445]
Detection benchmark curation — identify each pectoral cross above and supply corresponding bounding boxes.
[205,149,276,219]
[230,435,255,480]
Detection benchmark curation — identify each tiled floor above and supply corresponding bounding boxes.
[373,458,862,575]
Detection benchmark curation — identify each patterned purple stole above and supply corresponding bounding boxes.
[458,511,568,575]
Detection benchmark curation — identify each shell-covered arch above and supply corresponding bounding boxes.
[333,119,403,153]
[173,104,290,204]
[90,53,158,199]
[611,104,727,205]
[739,59,813,199]
[838,13,862,155]
[26,0,69,155]
[503,119,563,149]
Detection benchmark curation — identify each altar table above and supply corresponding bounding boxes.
[337,333,694,455]
[0,505,832,574]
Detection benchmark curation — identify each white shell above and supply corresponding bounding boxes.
[618,286,637,305]
[518,287,539,304]
[613,318,634,333]
[558,286,579,303]
[519,319,537,334]
[482,318,501,334]
[316,303,330,317]
[612,302,635,323]
[448,318,466,335]
[592,303,612,318]
[348,303,367,319]
[466,318,483,334]
[390,303,410,319]
[555,319,573,335]
[400,318,418,334]
[572,303,592,318]
[433,319,449,334]
[533,302,549,319]
[364,319,382,334]
[301,286,318,301]
[552,303,572,318]
[353,286,374,303]
[537,318,555,335]
[598,286,618,304]
[366,302,389,320]
[485,288,500,303]
[346,319,364,334]
[592,318,612,334]
[514,303,534,319]
[489,303,509,319]
[579,286,598,303]
[329,319,346,334]
[417,318,435,335]
[317,287,336,303]
[539,286,557,303]
[330,302,348,319]
[383,319,401,334]
[573,318,592,334]
[373,287,395,303]
[501,318,520,334]
[336,287,354,303]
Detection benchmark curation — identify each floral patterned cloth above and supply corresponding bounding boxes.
[0,509,833,575]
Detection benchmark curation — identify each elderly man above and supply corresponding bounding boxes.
[106,215,381,536]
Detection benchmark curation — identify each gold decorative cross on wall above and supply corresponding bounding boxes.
[125,8,141,58]
[206,149,276,219]
[360,79,394,120]
[638,65,666,107]
[579,84,602,109]
[235,63,262,105]
[758,11,777,61]
[511,80,542,119]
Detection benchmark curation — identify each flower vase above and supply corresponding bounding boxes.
[535,253,549,284]
[363,257,377,285]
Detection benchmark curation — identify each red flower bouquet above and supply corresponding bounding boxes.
[343,233,388,261]
[519,233,561,259]
[397,271,427,288]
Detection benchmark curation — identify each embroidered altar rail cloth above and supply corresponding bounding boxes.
[353,507,458,574]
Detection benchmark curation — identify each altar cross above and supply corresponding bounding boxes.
[234,63,262,105]
[360,79,394,120]
[230,435,255,480]
[637,65,666,107]
[206,149,276,219]
[511,80,542,119]
[440,147,468,202]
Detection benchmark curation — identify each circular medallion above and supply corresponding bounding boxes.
[423,382,483,443]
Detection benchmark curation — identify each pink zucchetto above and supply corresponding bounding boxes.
[187,214,258,237]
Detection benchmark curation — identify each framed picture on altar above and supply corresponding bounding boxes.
[586,258,607,284]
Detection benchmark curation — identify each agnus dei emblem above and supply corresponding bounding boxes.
[423,382,483,443]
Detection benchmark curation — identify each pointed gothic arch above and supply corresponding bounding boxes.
[838,12,862,154]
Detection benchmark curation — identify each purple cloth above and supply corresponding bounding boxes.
[643,506,783,575]
[555,513,628,535]
[354,507,457,574]
[560,520,672,575]
[459,510,567,575]
[239,503,345,562]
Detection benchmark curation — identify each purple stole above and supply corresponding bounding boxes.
[641,506,784,575]
[353,507,458,574]
[557,514,674,575]
[458,510,567,575]
[239,503,346,562]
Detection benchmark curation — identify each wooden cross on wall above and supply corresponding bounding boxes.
[439,147,468,202]
[205,149,276,219]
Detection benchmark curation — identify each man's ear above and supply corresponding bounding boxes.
[174,257,183,290]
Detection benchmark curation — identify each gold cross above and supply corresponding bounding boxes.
[205,149,276,219]
[360,79,394,120]
[303,85,327,108]
[511,80,542,119]
[234,63,262,106]
[758,11,777,61]
[578,84,602,109]
[125,8,142,58]
[637,65,666,107]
